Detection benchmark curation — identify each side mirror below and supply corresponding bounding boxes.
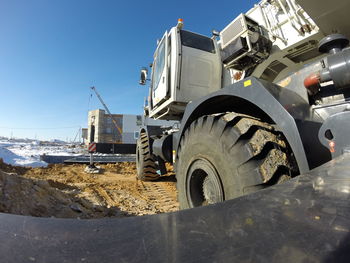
[139,67,148,85]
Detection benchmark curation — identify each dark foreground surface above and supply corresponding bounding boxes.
[1,154,350,262]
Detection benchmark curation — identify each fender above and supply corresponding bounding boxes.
[174,77,311,173]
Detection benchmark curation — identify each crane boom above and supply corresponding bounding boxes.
[90,86,123,141]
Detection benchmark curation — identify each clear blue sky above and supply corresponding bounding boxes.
[0,0,256,141]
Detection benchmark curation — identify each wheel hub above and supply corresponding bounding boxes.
[186,158,224,207]
[203,176,222,205]
[136,145,141,173]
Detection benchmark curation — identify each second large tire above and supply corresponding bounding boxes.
[136,132,159,181]
[176,112,298,209]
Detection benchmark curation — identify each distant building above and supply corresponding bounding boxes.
[86,109,174,144]
[81,128,88,143]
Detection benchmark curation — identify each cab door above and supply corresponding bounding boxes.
[177,30,221,102]
[151,31,169,107]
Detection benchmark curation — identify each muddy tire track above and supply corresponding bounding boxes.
[136,180,179,213]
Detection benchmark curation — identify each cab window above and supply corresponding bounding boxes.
[152,38,166,90]
[180,30,215,53]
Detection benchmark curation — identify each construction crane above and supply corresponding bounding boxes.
[90,86,122,143]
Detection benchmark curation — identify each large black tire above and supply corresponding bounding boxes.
[136,132,159,181]
[176,112,298,209]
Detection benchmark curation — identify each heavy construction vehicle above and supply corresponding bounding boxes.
[1,1,350,261]
[137,0,350,209]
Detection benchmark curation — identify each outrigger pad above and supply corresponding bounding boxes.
[84,165,101,174]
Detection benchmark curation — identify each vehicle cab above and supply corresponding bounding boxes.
[140,20,222,120]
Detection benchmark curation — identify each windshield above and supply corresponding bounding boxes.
[152,37,166,90]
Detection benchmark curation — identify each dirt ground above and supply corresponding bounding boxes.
[0,159,179,218]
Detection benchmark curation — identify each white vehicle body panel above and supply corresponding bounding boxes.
[147,0,350,120]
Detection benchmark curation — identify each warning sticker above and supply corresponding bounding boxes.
[244,79,252,87]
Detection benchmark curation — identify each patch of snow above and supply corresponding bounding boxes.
[0,138,84,167]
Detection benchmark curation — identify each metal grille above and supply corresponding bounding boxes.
[220,16,245,49]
